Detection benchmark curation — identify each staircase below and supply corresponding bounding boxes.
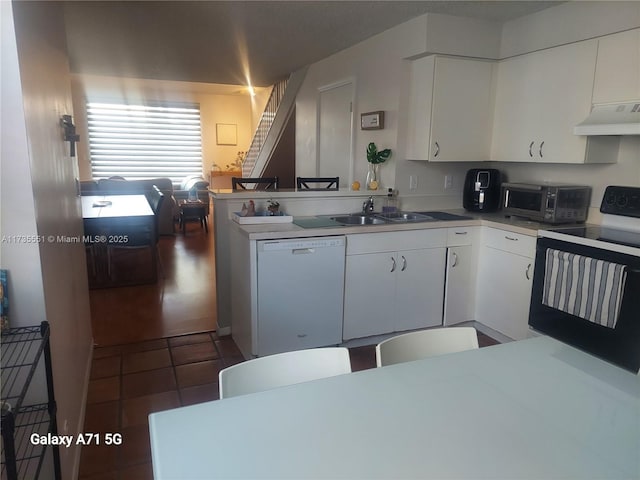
[242,67,307,179]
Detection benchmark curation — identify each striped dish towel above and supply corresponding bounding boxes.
[542,249,627,329]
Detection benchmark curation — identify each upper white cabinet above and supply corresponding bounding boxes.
[491,40,614,164]
[406,55,495,162]
[592,28,640,104]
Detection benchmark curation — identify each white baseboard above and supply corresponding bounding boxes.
[71,341,94,480]
[217,326,231,336]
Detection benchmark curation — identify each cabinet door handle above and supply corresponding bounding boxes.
[526,263,532,280]
[505,235,519,241]
[451,252,458,268]
[390,257,396,273]
[529,141,534,157]
[401,255,407,272]
[539,141,545,158]
[454,231,468,235]
[434,141,440,158]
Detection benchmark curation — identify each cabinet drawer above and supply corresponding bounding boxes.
[346,229,446,255]
[447,227,477,246]
[482,227,535,257]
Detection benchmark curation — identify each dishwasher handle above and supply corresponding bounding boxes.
[292,248,315,255]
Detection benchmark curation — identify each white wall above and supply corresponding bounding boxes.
[0,1,47,326]
[4,3,94,478]
[71,75,265,180]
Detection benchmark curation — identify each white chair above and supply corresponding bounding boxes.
[219,347,352,399]
[375,327,479,367]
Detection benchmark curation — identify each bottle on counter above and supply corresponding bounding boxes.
[383,188,398,213]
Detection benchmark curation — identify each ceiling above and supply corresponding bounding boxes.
[63,1,562,87]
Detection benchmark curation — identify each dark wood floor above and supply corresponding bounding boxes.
[89,220,216,346]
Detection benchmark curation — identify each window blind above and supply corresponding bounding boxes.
[87,102,203,185]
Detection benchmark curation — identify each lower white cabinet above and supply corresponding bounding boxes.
[444,227,478,326]
[475,228,535,340]
[343,230,446,340]
[444,245,474,326]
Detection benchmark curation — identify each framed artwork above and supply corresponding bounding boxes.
[360,111,384,130]
[216,124,238,145]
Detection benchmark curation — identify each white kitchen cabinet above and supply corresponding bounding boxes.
[475,228,535,341]
[343,251,396,339]
[343,230,446,340]
[443,227,478,326]
[406,55,495,162]
[592,28,640,104]
[491,40,611,164]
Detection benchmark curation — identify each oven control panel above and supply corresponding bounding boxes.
[600,186,640,218]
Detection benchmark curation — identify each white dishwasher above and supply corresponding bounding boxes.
[257,236,346,356]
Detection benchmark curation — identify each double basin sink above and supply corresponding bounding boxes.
[328,211,471,226]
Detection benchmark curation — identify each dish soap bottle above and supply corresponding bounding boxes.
[383,188,398,213]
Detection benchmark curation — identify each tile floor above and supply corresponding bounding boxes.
[79,330,499,479]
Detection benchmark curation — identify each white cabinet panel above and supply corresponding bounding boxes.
[476,246,534,341]
[395,248,446,332]
[593,29,640,104]
[343,252,396,340]
[343,231,447,340]
[491,40,602,164]
[407,55,495,162]
[444,245,474,326]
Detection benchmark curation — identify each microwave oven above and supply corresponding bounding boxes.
[502,183,591,224]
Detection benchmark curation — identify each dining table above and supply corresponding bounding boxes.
[81,194,154,223]
[148,336,640,479]
[81,194,156,287]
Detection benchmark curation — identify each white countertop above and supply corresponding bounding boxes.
[231,209,563,241]
[149,336,640,479]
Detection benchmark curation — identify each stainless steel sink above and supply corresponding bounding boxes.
[375,212,436,222]
[330,215,387,225]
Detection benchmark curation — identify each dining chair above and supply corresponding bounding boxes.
[375,327,479,367]
[147,185,165,276]
[231,177,279,190]
[218,347,352,399]
[296,177,339,190]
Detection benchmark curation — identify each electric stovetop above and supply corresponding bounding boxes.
[548,225,640,249]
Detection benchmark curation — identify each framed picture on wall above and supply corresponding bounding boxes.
[360,111,384,130]
[216,124,238,145]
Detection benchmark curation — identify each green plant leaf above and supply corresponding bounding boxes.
[366,142,392,164]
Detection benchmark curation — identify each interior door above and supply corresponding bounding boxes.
[318,82,353,184]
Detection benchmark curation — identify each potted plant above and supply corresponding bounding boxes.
[366,142,391,190]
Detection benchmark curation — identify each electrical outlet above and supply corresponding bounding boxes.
[444,175,453,190]
[409,175,418,190]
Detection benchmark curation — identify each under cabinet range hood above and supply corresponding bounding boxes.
[574,101,640,135]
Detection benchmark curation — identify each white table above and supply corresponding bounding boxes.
[149,337,640,479]
[81,194,153,219]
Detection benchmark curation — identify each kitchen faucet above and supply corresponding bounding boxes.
[363,196,374,214]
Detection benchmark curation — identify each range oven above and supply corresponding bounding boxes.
[529,186,640,373]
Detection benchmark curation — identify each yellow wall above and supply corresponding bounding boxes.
[71,74,269,182]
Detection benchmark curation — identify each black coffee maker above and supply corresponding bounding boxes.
[463,169,502,212]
